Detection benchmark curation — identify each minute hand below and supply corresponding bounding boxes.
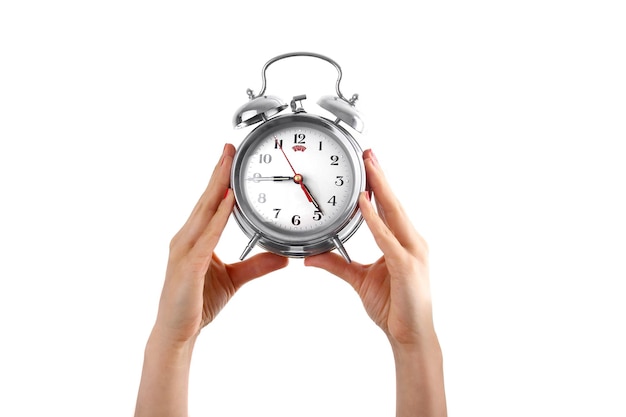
[247,176,293,182]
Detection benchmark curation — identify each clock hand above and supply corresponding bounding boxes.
[247,175,293,182]
[275,137,298,175]
[299,179,324,215]
[275,137,322,209]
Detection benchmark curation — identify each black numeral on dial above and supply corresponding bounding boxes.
[294,133,306,144]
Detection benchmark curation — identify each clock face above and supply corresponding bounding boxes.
[232,114,365,253]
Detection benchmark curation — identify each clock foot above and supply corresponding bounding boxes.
[332,236,351,264]
[240,233,261,261]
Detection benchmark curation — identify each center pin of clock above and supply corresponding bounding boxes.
[293,174,303,184]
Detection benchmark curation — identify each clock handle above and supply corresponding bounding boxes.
[248,52,359,105]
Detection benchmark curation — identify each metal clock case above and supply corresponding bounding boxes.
[231,52,366,263]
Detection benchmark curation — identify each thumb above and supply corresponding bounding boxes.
[227,252,289,289]
[305,252,364,291]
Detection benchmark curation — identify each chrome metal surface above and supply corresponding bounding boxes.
[239,233,261,261]
[332,236,351,263]
[232,95,288,128]
[317,95,364,132]
[247,52,357,103]
[290,94,307,113]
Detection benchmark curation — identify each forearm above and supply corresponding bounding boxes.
[135,329,197,417]
[391,332,447,417]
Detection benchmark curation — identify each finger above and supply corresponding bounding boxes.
[304,252,366,292]
[363,149,423,251]
[176,144,235,246]
[226,252,289,289]
[187,189,235,271]
[202,143,236,211]
[189,143,235,223]
[359,192,407,263]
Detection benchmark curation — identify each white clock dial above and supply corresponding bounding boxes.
[231,113,365,259]
[241,125,354,237]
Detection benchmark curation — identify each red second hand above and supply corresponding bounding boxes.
[275,137,313,202]
[275,137,297,175]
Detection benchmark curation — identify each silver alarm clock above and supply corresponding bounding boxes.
[231,52,366,263]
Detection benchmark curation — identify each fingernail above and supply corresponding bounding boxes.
[223,188,230,199]
[363,148,379,167]
[219,144,228,166]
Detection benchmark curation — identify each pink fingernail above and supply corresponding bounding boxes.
[363,149,379,167]
[220,143,232,166]
[223,188,230,199]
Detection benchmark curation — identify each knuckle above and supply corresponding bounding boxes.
[169,233,181,251]
[168,231,191,256]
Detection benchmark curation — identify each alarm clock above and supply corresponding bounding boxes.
[230,52,366,263]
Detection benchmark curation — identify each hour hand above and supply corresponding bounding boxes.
[300,182,324,215]
[247,175,293,182]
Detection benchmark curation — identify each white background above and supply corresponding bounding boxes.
[1,1,625,416]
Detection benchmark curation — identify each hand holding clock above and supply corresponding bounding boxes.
[306,149,447,417]
[154,144,288,342]
[135,144,288,417]
[305,149,434,345]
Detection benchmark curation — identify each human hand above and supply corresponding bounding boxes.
[305,149,447,416]
[136,144,288,417]
[153,143,289,346]
[305,149,434,348]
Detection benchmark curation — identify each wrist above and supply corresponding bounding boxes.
[390,331,447,417]
[390,337,443,369]
[135,328,197,417]
[388,329,442,362]
[145,326,198,365]
[385,308,438,351]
